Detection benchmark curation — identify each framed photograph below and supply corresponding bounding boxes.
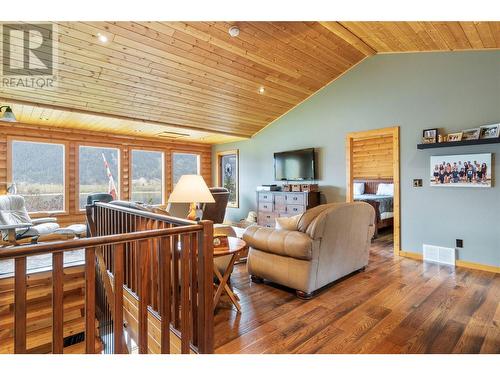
[422,128,438,144]
[462,128,480,141]
[446,132,463,142]
[479,124,500,139]
[430,153,492,188]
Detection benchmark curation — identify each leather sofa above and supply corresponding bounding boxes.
[244,202,375,298]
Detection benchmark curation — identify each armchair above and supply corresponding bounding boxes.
[244,202,375,299]
[0,195,86,246]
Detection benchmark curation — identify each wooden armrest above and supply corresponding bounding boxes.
[0,223,34,230]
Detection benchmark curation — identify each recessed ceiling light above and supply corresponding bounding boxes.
[258,87,265,94]
[228,26,240,37]
[97,33,109,44]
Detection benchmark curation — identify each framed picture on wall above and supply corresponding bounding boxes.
[430,153,492,188]
[216,150,239,208]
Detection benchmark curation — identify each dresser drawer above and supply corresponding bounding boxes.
[258,202,273,212]
[285,193,305,205]
[286,204,305,215]
[274,194,286,205]
[258,212,277,226]
[258,192,274,202]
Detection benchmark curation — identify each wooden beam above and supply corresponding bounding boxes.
[319,22,376,56]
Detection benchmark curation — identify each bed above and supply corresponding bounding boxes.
[353,179,394,235]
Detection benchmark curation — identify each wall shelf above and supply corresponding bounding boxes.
[417,137,500,149]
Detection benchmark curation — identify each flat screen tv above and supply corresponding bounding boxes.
[274,148,316,181]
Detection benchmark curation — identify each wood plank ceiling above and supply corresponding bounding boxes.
[0,22,499,143]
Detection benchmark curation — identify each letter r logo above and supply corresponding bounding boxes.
[2,23,53,76]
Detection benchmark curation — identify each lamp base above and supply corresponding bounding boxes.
[187,202,198,221]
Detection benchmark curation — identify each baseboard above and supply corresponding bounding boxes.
[399,251,499,274]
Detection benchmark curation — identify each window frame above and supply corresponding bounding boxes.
[76,143,121,211]
[216,149,239,208]
[130,148,165,206]
[7,136,69,216]
[171,151,201,191]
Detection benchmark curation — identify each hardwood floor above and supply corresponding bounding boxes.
[213,232,500,354]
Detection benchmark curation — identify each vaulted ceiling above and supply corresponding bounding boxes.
[1,22,499,143]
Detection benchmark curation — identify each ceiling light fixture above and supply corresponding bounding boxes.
[228,26,240,37]
[97,33,109,44]
[0,106,17,122]
[258,87,265,94]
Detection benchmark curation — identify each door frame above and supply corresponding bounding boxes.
[345,126,400,256]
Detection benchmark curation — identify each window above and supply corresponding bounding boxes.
[131,150,164,205]
[11,140,65,212]
[172,153,200,186]
[217,150,239,208]
[79,146,120,209]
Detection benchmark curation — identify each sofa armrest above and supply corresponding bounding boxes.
[31,217,58,225]
[243,225,313,260]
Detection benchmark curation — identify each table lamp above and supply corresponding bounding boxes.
[168,175,215,221]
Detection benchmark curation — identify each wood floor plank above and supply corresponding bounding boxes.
[213,231,500,354]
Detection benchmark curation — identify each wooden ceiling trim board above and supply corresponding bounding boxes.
[296,22,366,67]
[318,22,376,56]
[0,97,252,139]
[459,22,484,49]
[474,22,497,48]
[339,22,393,52]
[60,22,306,103]
[161,22,303,80]
[192,21,336,88]
[251,22,358,72]
[230,22,347,76]
[95,22,309,100]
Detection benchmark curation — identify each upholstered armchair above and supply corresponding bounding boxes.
[244,202,375,299]
[0,195,86,246]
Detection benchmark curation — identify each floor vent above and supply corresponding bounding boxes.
[423,244,456,266]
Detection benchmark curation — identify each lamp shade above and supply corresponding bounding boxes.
[168,175,215,204]
[0,106,17,122]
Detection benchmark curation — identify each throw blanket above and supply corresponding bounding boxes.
[354,194,393,215]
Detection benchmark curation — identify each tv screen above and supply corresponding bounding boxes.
[274,148,316,181]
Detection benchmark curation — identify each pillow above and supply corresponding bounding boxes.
[275,214,302,231]
[353,182,365,196]
[376,183,394,196]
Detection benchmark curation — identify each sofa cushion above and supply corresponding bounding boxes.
[243,225,313,260]
[275,214,302,231]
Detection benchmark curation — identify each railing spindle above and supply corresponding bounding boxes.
[85,247,96,354]
[138,238,150,354]
[180,234,191,354]
[14,257,27,354]
[113,243,125,354]
[159,235,171,354]
[52,251,64,354]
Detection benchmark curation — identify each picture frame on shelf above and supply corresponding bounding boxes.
[462,128,480,141]
[422,128,438,144]
[479,124,500,139]
[446,132,463,142]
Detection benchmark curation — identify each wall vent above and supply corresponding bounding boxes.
[156,131,189,139]
[423,244,456,266]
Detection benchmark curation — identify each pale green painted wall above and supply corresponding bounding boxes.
[213,51,500,267]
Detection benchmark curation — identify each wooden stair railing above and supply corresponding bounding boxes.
[0,209,214,354]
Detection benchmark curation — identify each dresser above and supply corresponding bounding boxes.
[256,190,320,227]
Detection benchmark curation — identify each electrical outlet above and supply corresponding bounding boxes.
[456,239,463,248]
